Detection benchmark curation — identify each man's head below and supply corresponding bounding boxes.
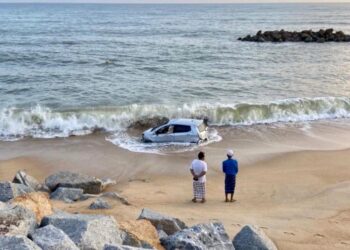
[198,151,205,160]
[227,149,234,159]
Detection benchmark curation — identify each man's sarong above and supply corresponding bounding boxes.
[193,181,206,199]
[225,174,236,194]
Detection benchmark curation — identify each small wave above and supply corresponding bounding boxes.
[0,97,350,142]
[62,41,79,45]
[97,59,125,67]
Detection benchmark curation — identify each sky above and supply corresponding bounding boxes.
[1,0,350,3]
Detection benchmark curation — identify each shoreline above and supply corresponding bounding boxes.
[0,121,350,249]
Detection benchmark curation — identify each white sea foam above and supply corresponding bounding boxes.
[106,128,222,154]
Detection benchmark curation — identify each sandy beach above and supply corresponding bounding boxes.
[1,121,350,249]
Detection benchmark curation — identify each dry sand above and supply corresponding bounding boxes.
[0,121,350,249]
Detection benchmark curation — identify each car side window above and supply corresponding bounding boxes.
[156,126,169,134]
[156,125,174,134]
[173,125,191,133]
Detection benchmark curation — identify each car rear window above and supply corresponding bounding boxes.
[173,125,191,133]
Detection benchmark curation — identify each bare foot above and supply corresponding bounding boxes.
[230,199,236,202]
[201,198,206,203]
[192,198,197,203]
[225,199,229,202]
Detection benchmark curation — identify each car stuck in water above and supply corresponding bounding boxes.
[142,119,208,143]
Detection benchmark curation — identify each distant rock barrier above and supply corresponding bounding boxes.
[238,29,350,43]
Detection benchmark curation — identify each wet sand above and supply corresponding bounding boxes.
[0,120,350,249]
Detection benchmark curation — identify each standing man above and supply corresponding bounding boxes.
[222,149,238,202]
[190,151,207,203]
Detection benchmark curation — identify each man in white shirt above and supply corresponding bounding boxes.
[190,151,208,203]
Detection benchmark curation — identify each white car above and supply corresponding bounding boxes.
[142,119,208,143]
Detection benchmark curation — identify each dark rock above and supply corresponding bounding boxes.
[0,235,41,250]
[45,171,104,194]
[157,230,168,241]
[233,225,277,250]
[13,170,45,192]
[30,224,79,250]
[0,181,33,202]
[304,35,313,43]
[50,187,84,203]
[0,204,37,236]
[257,36,265,43]
[161,222,234,250]
[138,208,186,235]
[101,192,131,206]
[41,212,123,249]
[238,29,350,43]
[89,198,112,210]
[317,38,326,43]
[325,28,334,35]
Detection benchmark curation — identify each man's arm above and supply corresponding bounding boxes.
[196,170,207,178]
[190,169,196,177]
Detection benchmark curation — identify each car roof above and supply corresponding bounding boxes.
[168,119,203,126]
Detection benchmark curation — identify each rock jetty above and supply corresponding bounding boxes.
[0,170,279,250]
[238,29,350,43]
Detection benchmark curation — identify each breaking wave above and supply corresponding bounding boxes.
[1,96,350,142]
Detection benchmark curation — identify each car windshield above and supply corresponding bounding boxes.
[151,126,159,132]
[151,121,169,131]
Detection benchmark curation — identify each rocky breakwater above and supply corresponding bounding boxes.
[0,170,279,249]
[238,29,350,43]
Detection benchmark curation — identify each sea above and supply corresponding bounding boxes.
[1,3,350,152]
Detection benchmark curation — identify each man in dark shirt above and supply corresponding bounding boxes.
[222,149,238,202]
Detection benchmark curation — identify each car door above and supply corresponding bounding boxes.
[154,125,174,143]
[173,125,195,143]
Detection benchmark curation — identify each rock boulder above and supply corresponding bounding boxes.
[50,187,84,203]
[138,208,186,235]
[89,198,112,210]
[41,212,123,250]
[0,204,37,236]
[0,235,41,250]
[30,225,79,250]
[45,171,104,194]
[0,181,33,202]
[161,222,234,250]
[120,219,163,249]
[13,171,44,192]
[232,225,277,250]
[11,192,53,223]
[101,192,130,206]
